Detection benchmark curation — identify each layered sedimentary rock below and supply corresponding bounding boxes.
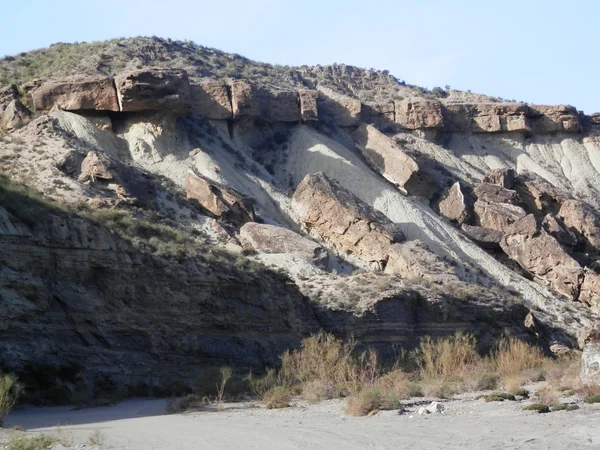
[291,172,404,268]
[395,98,443,129]
[385,240,460,282]
[443,103,531,134]
[230,80,267,119]
[269,89,300,122]
[186,172,255,226]
[529,105,582,133]
[353,123,420,192]
[32,76,120,112]
[114,69,190,112]
[317,86,361,127]
[189,81,232,119]
[362,101,395,128]
[438,182,473,224]
[240,222,328,266]
[298,90,319,123]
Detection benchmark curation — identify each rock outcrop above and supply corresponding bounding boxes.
[474,200,527,233]
[230,80,267,119]
[460,224,503,250]
[484,168,516,189]
[79,151,114,182]
[114,69,190,112]
[385,240,460,283]
[438,182,473,224]
[240,222,328,267]
[558,199,600,254]
[269,89,300,122]
[395,98,443,129]
[292,172,405,268]
[317,87,361,127]
[353,123,420,193]
[186,172,255,226]
[189,81,232,119]
[529,105,582,133]
[32,76,120,112]
[298,90,319,123]
[581,343,600,384]
[0,99,30,131]
[501,215,583,300]
[444,103,532,134]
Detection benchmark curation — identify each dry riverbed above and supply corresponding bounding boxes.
[2,386,600,450]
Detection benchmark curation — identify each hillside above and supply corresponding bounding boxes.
[0,36,599,401]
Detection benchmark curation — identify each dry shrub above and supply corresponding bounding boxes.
[534,387,560,407]
[495,337,545,380]
[302,379,335,403]
[415,333,480,381]
[503,375,527,393]
[345,387,403,416]
[420,379,459,399]
[264,386,293,409]
[544,354,581,391]
[472,372,500,391]
[579,383,600,399]
[377,370,422,399]
[0,373,23,427]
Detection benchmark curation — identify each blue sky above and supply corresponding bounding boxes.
[2,0,599,113]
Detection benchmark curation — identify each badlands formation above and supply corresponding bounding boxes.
[0,37,599,405]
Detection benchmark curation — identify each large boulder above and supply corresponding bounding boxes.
[558,199,600,254]
[474,200,527,233]
[189,80,232,119]
[501,214,584,300]
[298,90,319,123]
[240,222,328,267]
[353,123,421,193]
[79,151,114,182]
[317,87,361,127]
[513,171,565,216]
[483,168,516,189]
[32,75,120,111]
[291,172,405,268]
[474,182,521,205]
[230,80,268,120]
[542,214,577,248]
[438,182,473,224]
[395,98,443,129]
[581,343,600,385]
[362,101,395,128]
[186,172,255,226]
[461,224,502,250]
[114,69,190,112]
[0,99,30,131]
[385,240,460,283]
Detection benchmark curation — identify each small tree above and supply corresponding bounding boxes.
[0,373,23,427]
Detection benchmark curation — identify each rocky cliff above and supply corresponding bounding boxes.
[0,36,599,400]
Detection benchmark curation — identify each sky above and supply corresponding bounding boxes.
[1,0,599,113]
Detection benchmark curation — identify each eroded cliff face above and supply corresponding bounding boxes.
[1,38,600,400]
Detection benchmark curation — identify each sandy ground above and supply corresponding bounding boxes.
[2,394,600,450]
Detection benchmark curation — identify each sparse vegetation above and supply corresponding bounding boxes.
[586,395,600,404]
[0,373,24,427]
[522,403,550,413]
[6,434,56,450]
[552,403,579,412]
[484,392,516,402]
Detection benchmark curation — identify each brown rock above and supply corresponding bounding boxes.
[0,84,19,113]
[385,240,460,283]
[362,101,395,127]
[299,90,318,123]
[443,103,531,133]
[0,99,30,131]
[186,171,255,226]
[474,182,521,205]
[483,168,516,189]
[114,69,190,112]
[240,222,328,267]
[32,76,119,112]
[474,200,526,233]
[291,172,404,268]
[395,98,443,129]
[557,199,600,253]
[529,105,582,133]
[269,90,300,122]
[79,151,114,182]
[542,214,577,248]
[230,80,267,119]
[438,182,473,224]
[501,214,583,300]
[189,80,232,119]
[513,171,565,215]
[317,87,361,127]
[353,123,420,193]
[460,224,502,249]
[579,272,600,309]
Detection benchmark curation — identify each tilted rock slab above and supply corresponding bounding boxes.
[483,168,516,189]
[438,182,473,224]
[240,222,328,267]
[291,172,404,268]
[32,75,120,111]
[186,171,255,226]
[0,99,30,131]
[353,123,420,193]
[299,90,318,122]
[460,224,502,250]
[501,214,584,300]
[558,199,600,254]
[114,68,190,112]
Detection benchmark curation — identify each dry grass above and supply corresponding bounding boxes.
[494,336,546,379]
[345,387,403,416]
[414,333,479,381]
[533,387,560,407]
[0,373,24,427]
[302,380,335,403]
[264,386,293,409]
[6,435,57,450]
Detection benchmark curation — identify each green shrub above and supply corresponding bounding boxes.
[509,388,530,398]
[586,395,600,404]
[552,403,579,412]
[264,386,293,409]
[522,403,550,413]
[6,435,56,450]
[484,392,516,402]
